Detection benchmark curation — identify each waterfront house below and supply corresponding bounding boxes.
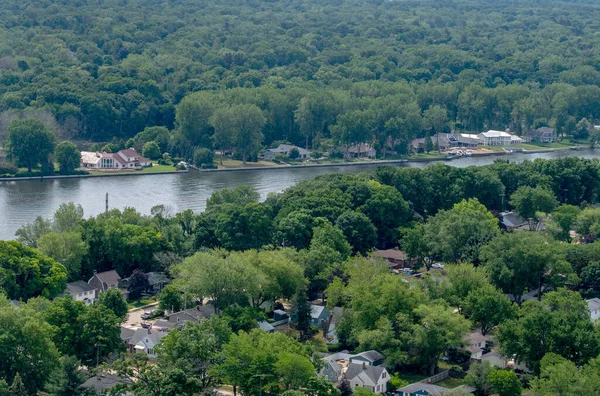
[80,149,151,169]
[262,144,310,160]
[65,281,97,305]
[342,144,377,159]
[526,127,556,143]
[477,130,514,146]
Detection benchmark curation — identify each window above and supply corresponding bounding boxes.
[376,385,380,392]
[382,372,386,378]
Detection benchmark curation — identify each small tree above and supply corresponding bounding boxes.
[488,370,522,396]
[425,133,434,153]
[97,288,128,321]
[288,147,300,159]
[142,141,161,160]
[193,147,214,167]
[9,373,27,396]
[292,288,311,338]
[510,185,557,230]
[465,361,493,395]
[337,377,353,396]
[127,270,150,301]
[55,141,81,174]
[158,284,183,313]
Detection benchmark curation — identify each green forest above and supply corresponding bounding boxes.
[1,0,600,159]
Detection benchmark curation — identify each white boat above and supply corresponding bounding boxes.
[464,150,472,157]
[455,150,464,156]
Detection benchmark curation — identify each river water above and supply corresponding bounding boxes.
[1,149,600,240]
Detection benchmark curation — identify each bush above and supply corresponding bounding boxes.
[175,163,186,171]
[329,149,344,159]
[0,163,17,175]
[193,148,214,167]
[200,163,218,169]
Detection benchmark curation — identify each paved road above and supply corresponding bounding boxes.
[125,302,159,328]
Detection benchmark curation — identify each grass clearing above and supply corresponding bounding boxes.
[215,154,279,168]
[436,377,465,389]
[398,373,429,383]
[127,298,155,309]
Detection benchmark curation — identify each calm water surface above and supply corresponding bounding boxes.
[2,149,600,240]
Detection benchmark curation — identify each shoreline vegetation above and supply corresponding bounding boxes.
[0,144,588,181]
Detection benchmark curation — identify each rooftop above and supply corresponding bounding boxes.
[372,248,407,261]
[479,130,512,138]
[344,363,386,383]
[588,298,600,311]
[66,280,97,294]
[93,270,121,285]
[351,350,384,363]
[396,382,449,396]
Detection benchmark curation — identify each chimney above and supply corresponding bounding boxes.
[362,362,366,370]
[93,270,98,276]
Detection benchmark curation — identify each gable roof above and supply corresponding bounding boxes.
[463,331,487,345]
[323,351,353,364]
[129,328,167,349]
[344,363,386,384]
[258,321,275,332]
[311,304,328,319]
[500,211,527,229]
[66,280,97,294]
[588,298,600,311]
[168,304,215,323]
[351,350,384,363]
[344,143,376,153]
[532,126,555,136]
[119,149,140,158]
[372,248,407,261]
[80,374,132,393]
[94,270,121,285]
[396,382,450,396]
[120,326,136,342]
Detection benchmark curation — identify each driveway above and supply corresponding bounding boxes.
[125,302,159,328]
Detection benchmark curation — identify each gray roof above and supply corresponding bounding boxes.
[311,304,327,319]
[146,272,169,286]
[266,144,310,156]
[66,281,97,294]
[344,143,376,153]
[167,304,215,323]
[588,298,600,311]
[258,321,275,332]
[129,328,167,348]
[273,309,288,316]
[93,270,121,285]
[396,382,450,396]
[351,350,384,363]
[120,327,135,342]
[500,211,527,229]
[344,363,385,383]
[152,319,177,330]
[531,127,555,136]
[80,374,132,393]
[323,351,353,363]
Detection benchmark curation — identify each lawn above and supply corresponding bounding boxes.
[88,162,177,174]
[127,298,155,309]
[398,373,429,383]
[436,377,465,389]
[408,152,446,159]
[214,154,279,168]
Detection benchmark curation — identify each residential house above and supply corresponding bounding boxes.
[80,149,151,170]
[262,144,310,160]
[462,332,488,361]
[128,328,167,357]
[499,211,528,231]
[477,130,514,146]
[325,306,344,344]
[345,363,389,394]
[9,300,20,308]
[372,248,414,269]
[526,127,556,143]
[80,373,133,395]
[167,304,215,326]
[88,270,125,298]
[588,298,600,321]
[481,350,508,369]
[320,351,353,382]
[120,327,135,347]
[349,350,385,367]
[146,272,169,294]
[151,319,177,331]
[342,144,377,159]
[310,304,330,327]
[396,383,451,396]
[65,281,97,305]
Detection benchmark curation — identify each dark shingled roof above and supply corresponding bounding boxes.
[352,350,384,363]
[95,270,121,285]
[66,281,97,294]
[344,363,385,383]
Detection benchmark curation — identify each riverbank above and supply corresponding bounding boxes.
[0,169,187,182]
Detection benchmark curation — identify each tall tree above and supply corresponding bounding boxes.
[292,288,312,337]
[5,119,56,172]
[97,288,128,321]
[488,370,522,396]
[230,104,265,164]
[55,141,81,174]
[510,185,557,230]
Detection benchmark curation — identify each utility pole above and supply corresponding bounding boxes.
[500,192,506,213]
[95,343,104,367]
[105,193,109,213]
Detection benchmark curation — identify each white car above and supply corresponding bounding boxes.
[432,263,444,269]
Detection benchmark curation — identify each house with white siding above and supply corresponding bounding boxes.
[81,149,151,169]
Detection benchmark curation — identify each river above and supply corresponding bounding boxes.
[1,149,600,240]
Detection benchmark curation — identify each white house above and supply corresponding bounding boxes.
[128,328,167,357]
[588,298,600,321]
[80,149,151,169]
[65,281,97,305]
[345,363,389,394]
[262,144,310,160]
[478,130,515,146]
[462,331,488,360]
[342,144,377,159]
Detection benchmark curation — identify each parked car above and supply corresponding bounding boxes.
[141,311,153,320]
[141,322,151,329]
[432,263,445,269]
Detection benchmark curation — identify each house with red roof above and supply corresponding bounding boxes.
[80,148,151,170]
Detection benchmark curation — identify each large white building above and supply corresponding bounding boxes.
[478,130,522,146]
[81,149,152,169]
[65,281,97,305]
